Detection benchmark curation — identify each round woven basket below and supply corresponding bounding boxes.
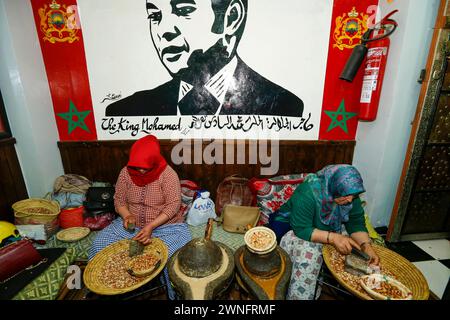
[322,244,429,300]
[56,227,90,242]
[12,198,60,224]
[83,238,168,295]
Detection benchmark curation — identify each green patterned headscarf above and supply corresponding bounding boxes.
[305,165,365,232]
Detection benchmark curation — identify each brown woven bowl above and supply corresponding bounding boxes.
[322,244,429,300]
[83,238,168,295]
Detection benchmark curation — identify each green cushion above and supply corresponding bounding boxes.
[35,231,99,260]
[188,222,245,251]
[12,247,78,300]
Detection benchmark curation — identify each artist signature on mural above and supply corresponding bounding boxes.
[101,93,122,104]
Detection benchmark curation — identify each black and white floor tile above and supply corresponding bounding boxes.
[386,239,450,300]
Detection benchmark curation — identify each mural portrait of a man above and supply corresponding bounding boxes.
[105,0,304,117]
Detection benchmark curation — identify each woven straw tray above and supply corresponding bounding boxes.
[322,244,429,300]
[56,227,90,242]
[83,238,168,295]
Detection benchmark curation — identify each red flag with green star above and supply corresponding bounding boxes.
[319,0,378,140]
[30,0,97,141]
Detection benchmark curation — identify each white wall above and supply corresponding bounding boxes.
[0,0,64,197]
[353,0,440,227]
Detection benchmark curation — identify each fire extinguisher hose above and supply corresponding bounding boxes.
[362,10,399,44]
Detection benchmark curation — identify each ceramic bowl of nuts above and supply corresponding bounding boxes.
[127,252,162,277]
[244,226,277,255]
[360,274,413,300]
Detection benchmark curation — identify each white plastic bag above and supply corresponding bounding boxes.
[186,191,217,226]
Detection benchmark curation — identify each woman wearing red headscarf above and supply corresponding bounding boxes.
[89,135,192,299]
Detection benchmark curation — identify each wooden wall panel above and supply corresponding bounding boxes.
[0,138,28,222]
[58,140,355,198]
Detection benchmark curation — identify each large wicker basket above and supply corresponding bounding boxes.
[83,239,168,295]
[322,244,429,300]
[13,198,61,237]
[13,198,60,224]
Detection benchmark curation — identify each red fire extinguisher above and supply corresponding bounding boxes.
[340,10,398,121]
[359,30,390,121]
[359,11,398,121]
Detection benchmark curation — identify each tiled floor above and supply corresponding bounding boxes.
[386,239,450,300]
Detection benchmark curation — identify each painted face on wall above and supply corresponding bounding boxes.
[146,0,223,76]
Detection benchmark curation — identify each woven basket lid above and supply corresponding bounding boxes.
[83,238,168,295]
[322,244,429,300]
[56,227,90,242]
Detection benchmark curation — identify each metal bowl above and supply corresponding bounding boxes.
[177,237,223,278]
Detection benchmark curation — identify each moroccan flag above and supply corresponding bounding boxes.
[319,0,379,140]
[30,0,97,141]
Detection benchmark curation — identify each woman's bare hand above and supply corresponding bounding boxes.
[123,214,136,230]
[133,224,153,245]
[330,233,361,255]
[362,243,380,266]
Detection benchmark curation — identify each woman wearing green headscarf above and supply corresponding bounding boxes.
[268,164,379,300]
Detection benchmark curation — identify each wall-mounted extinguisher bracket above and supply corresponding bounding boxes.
[339,10,399,122]
[362,9,399,44]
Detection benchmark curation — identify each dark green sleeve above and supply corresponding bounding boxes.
[288,183,317,241]
[279,195,292,213]
[344,197,368,235]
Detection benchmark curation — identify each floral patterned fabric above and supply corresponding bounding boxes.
[280,230,323,300]
[252,174,308,225]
